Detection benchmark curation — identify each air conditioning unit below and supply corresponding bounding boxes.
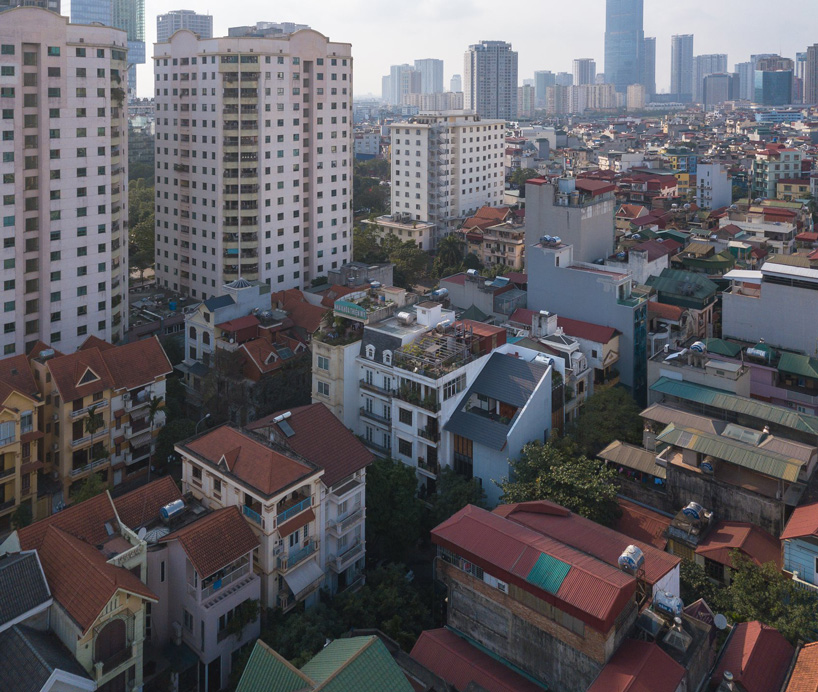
[52,443,59,451]
[171,621,182,646]
[496,580,508,594]
[52,413,59,421]
[123,392,131,401]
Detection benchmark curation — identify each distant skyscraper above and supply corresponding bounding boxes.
[534,70,555,107]
[693,54,727,102]
[555,72,573,87]
[157,10,213,42]
[805,44,818,104]
[70,0,111,25]
[604,0,644,93]
[464,40,518,120]
[382,75,391,103]
[450,74,462,93]
[0,0,59,11]
[735,62,754,101]
[670,34,694,100]
[389,64,413,105]
[702,73,733,110]
[414,59,444,94]
[572,58,596,86]
[754,55,794,105]
[640,36,656,97]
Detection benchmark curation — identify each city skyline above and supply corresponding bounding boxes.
[133,0,816,98]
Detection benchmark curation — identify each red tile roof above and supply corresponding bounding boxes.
[575,179,616,196]
[216,315,260,332]
[508,308,536,327]
[494,501,680,587]
[432,505,636,633]
[557,316,620,344]
[504,272,528,285]
[78,335,116,352]
[0,354,39,401]
[18,492,117,552]
[410,629,544,692]
[37,526,156,633]
[617,204,649,220]
[165,506,259,578]
[100,336,173,391]
[796,232,818,243]
[319,284,369,309]
[241,334,307,376]
[440,273,467,286]
[587,639,685,692]
[462,206,512,231]
[631,239,676,261]
[181,424,317,497]
[786,642,818,692]
[271,289,329,335]
[277,507,315,538]
[47,348,114,403]
[712,621,794,692]
[780,502,818,541]
[615,500,671,550]
[648,302,685,321]
[695,521,781,569]
[246,403,373,487]
[113,476,182,530]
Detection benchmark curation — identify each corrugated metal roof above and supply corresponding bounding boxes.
[650,376,818,436]
[781,501,818,540]
[526,553,571,594]
[588,639,685,692]
[467,353,549,407]
[657,424,803,482]
[778,352,818,380]
[598,440,667,479]
[704,338,743,358]
[641,403,719,436]
[236,641,313,692]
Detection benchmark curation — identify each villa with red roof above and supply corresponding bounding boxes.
[781,501,818,593]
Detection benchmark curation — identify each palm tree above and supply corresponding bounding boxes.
[436,234,464,269]
[147,395,163,480]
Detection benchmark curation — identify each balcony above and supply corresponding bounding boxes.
[785,570,818,598]
[417,458,440,477]
[276,539,317,571]
[327,539,364,573]
[70,429,109,449]
[359,407,392,427]
[242,504,262,525]
[0,467,14,481]
[326,506,364,538]
[70,457,109,477]
[0,497,14,512]
[360,379,394,397]
[70,399,109,419]
[97,645,133,677]
[395,388,440,413]
[276,495,311,524]
[418,427,440,443]
[201,561,252,601]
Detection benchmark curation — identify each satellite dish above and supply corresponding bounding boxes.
[714,614,728,630]
[137,527,147,540]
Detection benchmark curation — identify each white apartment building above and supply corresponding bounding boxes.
[153,29,353,300]
[390,111,504,233]
[0,9,130,355]
[464,40,518,121]
[696,162,731,210]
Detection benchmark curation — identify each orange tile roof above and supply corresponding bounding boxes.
[165,507,259,579]
[277,506,315,538]
[712,621,794,692]
[588,639,685,692]
[247,403,373,487]
[786,642,818,692]
[46,348,115,403]
[100,336,173,391]
[18,492,117,552]
[181,424,318,497]
[113,476,183,530]
[648,302,685,321]
[615,499,671,550]
[781,501,818,540]
[78,335,116,352]
[0,354,39,402]
[319,284,369,309]
[241,335,307,376]
[37,526,156,633]
[696,521,781,569]
[271,289,329,334]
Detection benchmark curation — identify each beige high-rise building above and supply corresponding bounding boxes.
[153,29,353,297]
[803,44,818,104]
[627,83,646,111]
[517,84,535,119]
[0,9,130,356]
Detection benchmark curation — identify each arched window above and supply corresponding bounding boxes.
[202,331,210,346]
[383,350,392,366]
[365,344,375,360]
[189,326,196,340]
[94,618,126,666]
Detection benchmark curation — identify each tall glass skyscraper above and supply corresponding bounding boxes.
[604,0,644,93]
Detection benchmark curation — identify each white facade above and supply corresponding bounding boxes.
[156,10,214,43]
[464,40,518,121]
[572,58,596,86]
[390,111,505,231]
[0,9,130,355]
[153,29,353,299]
[696,162,731,210]
[414,58,443,95]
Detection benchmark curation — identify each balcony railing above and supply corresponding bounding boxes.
[277,539,317,571]
[328,539,364,572]
[0,497,14,511]
[359,379,395,397]
[201,563,251,600]
[326,506,364,536]
[418,427,440,443]
[0,467,15,480]
[277,496,311,524]
[98,645,133,676]
[243,504,262,525]
[70,457,109,477]
[359,407,392,426]
[70,399,109,419]
[70,429,108,448]
[417,458,440,476]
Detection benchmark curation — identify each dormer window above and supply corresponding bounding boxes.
[78,367,100,386]
[365,344,375,360]
[383,350,392,366]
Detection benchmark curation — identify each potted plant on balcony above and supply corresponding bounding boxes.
[223,599,260,641]
[85,405,104,439]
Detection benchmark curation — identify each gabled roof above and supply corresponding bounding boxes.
[78,335,116,352]
[598,440,666,479]
[432,505,637,633]
[18,491,117,552]
[271,289,329,335]
[0,625,92,692]
[165,507,259,579]
[113,476,182,530]
[557,316,620,344]
[0,354,39,400]
[695,521,781,569]
[36,526,156,633]
[494,500,679,586]
[247,403,373,488]
[236,640,314,692]
[588,639,685,692]
[785,642,818,692]
[203,294,235,312]
[319,284,369,309]
[179,424,319,497]
[410,628,544,692]
[778,352,818,380]
[46,347,115,402]
[216,315,260,332]
[712,621,794,692]
[647,301,685,321]
[615,499,672,550]
[100,336,173,391]
[0,551,50,629]
[780,502,818,540]
[646,268,718,300]
[617,204,649,219]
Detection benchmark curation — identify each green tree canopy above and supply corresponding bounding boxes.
[72,472,107,504]
[11,503,32,529]
[510,167,539,187]
[498,441,621,526]
[365,457,424,563]
[436,234,464,269]
[155,418,196,466]
[566,386,643,456]
[428,467,486,529]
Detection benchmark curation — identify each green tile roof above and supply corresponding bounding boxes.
[778,352,818,380]
[525,553,571,594]
[650,376,818,436]
[302,636,414,692]
[646,269,719,301]
[704,338,743,358]
[656,423,803,482]
[236,641,314,692]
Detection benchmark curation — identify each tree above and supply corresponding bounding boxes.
[498,441,621,526]
[462,252,482,271]
[11,503,32,529]
[510,167,539,188]
[365,457,424,563]
[436,234,464,269]
[160,335,184,368]
[84,405,104,437]
[388,240,428,290]
[72,473,106,503]
[147,395,164,475]
[679,559,728,613]
[566,387,643,456]
[352,224,388,265]
[428,467,486,528]
[202,349,248,425]
[224,599,261,640]
[155,418,197,467]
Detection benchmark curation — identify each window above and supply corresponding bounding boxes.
[398,408,412,425]
[398,438,412,458]
[317,380,329,397]
[160,561,166,583]
[183,609,193,632]
[212,477,222,497]
[317,355,329,371]
[444,374,466,401]
[383,350,392,366]
[192,466,202,485]
[365,344,375,360]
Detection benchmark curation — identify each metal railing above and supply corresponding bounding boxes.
[328,540,364,572]
[277,496,311,524]
[242,505,262,525]
[70,457,109,477]
[327,507,364,535]
[201,563,251,600]
[70,429,108,448]
[277,540,317,571]
[418,427,440,443]
[70,399,109,419]
[359,407,392,426]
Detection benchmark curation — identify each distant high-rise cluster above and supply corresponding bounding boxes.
[670,34,694,101]
[156,9,213,42]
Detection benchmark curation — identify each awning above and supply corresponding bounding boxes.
[130,407,149,421]
[129,431,153,448]
[278,507,315,538]
[114,408,126,419]
[283,559,324,600]
[20,431,44,443]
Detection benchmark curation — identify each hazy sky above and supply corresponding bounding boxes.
[138,0,816,98]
